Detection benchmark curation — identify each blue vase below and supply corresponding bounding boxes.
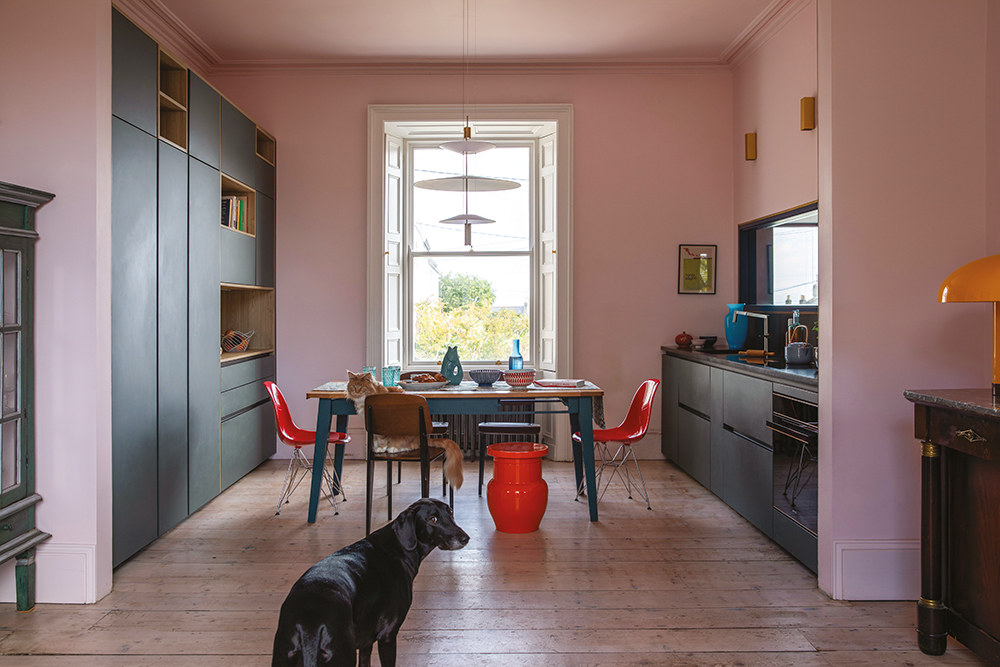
[724,304,748,350]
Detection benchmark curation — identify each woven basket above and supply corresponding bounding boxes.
[221,329,254,353]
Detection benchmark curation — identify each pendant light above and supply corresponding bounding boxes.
[412,0,520,247]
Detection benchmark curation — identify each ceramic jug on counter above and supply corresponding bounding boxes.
[724,304,748,350]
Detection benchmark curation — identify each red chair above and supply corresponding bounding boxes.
[573,379,659,509]
[264,381,350,516]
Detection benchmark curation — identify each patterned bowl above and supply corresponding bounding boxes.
[469,369,503,386]
[503,369,536,388]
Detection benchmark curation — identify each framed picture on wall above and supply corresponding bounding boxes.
[678,244,717,294]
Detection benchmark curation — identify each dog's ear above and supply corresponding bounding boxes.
[393,506,419,551]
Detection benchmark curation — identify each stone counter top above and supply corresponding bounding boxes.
[661,345,818,389]
[903,388,1000,418]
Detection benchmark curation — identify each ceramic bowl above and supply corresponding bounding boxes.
[398,380,447,392]
[503,369,536,388]
[469,369,502,386]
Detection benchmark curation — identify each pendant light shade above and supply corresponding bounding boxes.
[440,138,495,154]
[414,175,520,192]
[439,213,494,224]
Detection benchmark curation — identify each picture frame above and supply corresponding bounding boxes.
[678,244,717,294]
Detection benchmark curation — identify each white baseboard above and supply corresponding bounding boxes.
[0,542,97,604]
[832,539,920,600]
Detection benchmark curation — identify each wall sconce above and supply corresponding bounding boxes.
[801,97,816,131]
[939,254,1000,396]
[745,133,757,161]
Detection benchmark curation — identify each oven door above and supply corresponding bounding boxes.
[767,399,818,536]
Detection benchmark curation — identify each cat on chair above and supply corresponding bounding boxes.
[346,370,464,489]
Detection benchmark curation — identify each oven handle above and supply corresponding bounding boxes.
[766,419,816,445]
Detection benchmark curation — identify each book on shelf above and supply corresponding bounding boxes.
[533,378,586,388]
[221,195,248,231]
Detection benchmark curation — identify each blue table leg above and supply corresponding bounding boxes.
[308,398,333,523]
[570,397,599,521]
[332,414,348,495]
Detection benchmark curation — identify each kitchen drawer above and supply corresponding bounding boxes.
[677,406,711,488]
[221,354,275,391]
[723,371,772,446]
[0,504,34,550]
[676,358,711,417]
[773,507,817,573]
[222,401,276,488]
[721,427,773,536]
[222,375,272,419]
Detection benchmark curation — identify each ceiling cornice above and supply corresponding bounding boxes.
[115,0,809,77]
[720,0,813,68]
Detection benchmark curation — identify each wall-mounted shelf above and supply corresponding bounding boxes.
[256,127,276,165]
[157,50,187,150]
[220,283,274,363]
[221,173,256,236]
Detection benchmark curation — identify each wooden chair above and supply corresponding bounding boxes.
[393,371,450,486]
[364,393,454,535]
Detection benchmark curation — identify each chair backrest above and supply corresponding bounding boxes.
[614,379,660,442]
[263,381,312,446]
[363,392,431,438]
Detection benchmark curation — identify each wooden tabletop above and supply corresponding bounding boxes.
[307,380,603,400]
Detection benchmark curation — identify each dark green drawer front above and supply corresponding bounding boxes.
[222,376,273,419]
[221,355,275,391]
[0,505,34,550]
[677,359,711,416]
[222,402,276,489]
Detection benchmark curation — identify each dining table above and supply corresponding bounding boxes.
[305,379,605,523]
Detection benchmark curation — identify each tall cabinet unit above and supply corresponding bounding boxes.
[111,9,276,565]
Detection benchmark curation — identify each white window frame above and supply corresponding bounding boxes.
[405,136,536,370]
[366,104,575,457]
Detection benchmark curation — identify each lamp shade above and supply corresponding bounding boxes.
[414,175,520,192]
[938,254,1000,302]
[440,213,494,224]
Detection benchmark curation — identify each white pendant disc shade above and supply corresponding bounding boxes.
[414,175,520,192]
[440,139,496,154]
[440,213,494,224]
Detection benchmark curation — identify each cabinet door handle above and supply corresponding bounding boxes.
[956,429,986,443]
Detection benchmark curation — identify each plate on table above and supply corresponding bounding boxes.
[398,380,447,392]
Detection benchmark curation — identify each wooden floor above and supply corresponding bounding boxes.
[0,458,987,666]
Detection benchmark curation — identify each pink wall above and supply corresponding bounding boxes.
[732,2,818,224]
[210,69,735,459]
[0,0,113,603]
[818,0,989,599]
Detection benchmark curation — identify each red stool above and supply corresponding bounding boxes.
[486,442,549,533]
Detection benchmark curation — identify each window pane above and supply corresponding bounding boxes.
[772,226,818,306]
[3,332,17,416]
[2,250,17,326]
[1,419,17,492]
[412,255,530,363]
[413,146,529,252]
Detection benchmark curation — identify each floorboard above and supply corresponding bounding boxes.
[0,458,987,665]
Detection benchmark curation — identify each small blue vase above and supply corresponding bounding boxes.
[724,304,748,350]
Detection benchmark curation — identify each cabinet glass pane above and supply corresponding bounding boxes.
[0,419,17,491]
[3,250,19,326]
[3,332,18,416]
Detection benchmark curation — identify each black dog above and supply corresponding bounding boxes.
[271,498,469,667]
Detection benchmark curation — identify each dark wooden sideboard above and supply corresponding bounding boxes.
[904,389,1000,666]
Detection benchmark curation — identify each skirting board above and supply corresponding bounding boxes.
[0,543,97,604]
[831,539,920,600]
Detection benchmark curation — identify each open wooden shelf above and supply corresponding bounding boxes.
[220,283,274,361]
[256,127,276,165]
[158,50,188,150]
[221,173,256,236]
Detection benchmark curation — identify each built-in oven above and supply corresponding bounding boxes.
[766,390,818,536]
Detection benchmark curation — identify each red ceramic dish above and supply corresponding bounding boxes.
[503,369,536,388]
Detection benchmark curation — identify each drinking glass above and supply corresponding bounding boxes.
[382,366,400,387]
[362,366,377,379]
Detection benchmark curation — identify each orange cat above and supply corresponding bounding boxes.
[346,370,464,489]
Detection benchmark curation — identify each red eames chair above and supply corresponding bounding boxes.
[264,381,350,516]
[573,379,659,509]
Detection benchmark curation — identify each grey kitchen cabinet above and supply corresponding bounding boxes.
[111,8,157,135]
[221,99,257,188]
[188,72,220,170]
[719,426,773,535]
[221,226,256,285]
[188,156,222,513]
[256,194,275,288]
[677,405,711,489]
[111,117,159,567]
[156,142,190,533]
[660,354,678,462]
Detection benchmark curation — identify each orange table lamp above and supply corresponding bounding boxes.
[939,254,1000,396]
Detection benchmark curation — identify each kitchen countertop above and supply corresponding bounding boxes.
[903,387,1000,418]
[661,345,818,389]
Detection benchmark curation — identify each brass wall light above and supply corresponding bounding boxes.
[745,133,757,160]
[939,254,1000,396]
[801,97,816,131]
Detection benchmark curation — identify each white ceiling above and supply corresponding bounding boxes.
[148,0,785,68]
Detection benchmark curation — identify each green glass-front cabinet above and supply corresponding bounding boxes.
[0,181,52,611]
